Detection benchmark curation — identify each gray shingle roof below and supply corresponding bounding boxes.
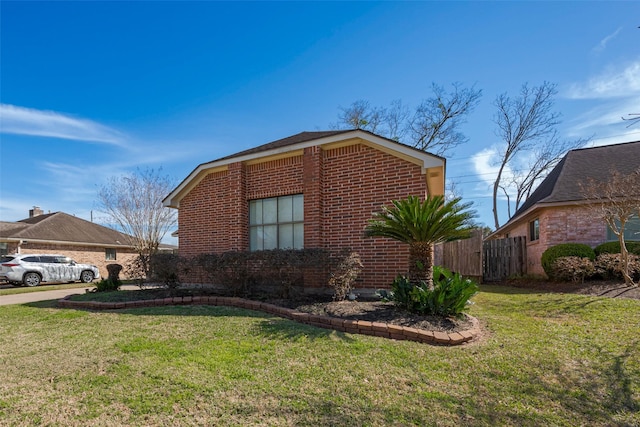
[0,212,134,247]
[214,130,354,162]
[513,140,640,218]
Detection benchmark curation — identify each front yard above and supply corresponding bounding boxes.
[0,285,638,426]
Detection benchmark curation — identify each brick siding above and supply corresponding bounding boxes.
[505,205,608,276]
[177,142,430,289]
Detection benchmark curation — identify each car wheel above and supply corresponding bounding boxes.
[80,271,95,283]
[23,272,41,287]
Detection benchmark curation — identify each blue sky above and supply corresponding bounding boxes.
[1,1,639,244]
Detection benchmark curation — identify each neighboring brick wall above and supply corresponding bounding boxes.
[177,141,430,289]
[503,205,608,276]
[14,243,138,280]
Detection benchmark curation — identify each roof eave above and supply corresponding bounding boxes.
[163,130,445,208]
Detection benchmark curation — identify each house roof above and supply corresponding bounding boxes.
[498,140,640,232]
[0,212,135,248]
[164,129,446,208]
[215,130,354,161]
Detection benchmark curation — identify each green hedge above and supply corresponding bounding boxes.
[541,243,595,279]
[594,241,640,256]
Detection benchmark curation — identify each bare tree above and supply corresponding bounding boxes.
[491,82,586,229]
[622,112,640,127]
[332,83,481,156]
[97,167,177,276]
[580,168,640,286]
[385,99,410,142]
[408,83,482,156]
[335,100,385,132]
[504,136,590,213]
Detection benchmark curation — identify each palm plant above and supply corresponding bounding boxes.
[365,195,475,289]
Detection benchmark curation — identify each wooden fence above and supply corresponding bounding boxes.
[482,236,527,282]
[434,229,484,282]
[434,231,527,283]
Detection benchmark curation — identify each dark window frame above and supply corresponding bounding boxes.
[529,218,540,242]
[105,248,117,261]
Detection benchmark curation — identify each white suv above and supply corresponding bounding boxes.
[0,254,101,287]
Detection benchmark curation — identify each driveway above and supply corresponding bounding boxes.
[0,284,140,306]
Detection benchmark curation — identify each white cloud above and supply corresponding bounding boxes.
[592,27,622,54]
[0,104,127,146]
[566,60,640,99]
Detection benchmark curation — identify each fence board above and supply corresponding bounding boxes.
[482,237,527,281]
[434,229,483,282]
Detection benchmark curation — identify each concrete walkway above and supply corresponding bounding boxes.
[0,285,140,306]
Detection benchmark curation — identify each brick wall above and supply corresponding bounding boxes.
[504,205,608,276]
[177,141,429,289]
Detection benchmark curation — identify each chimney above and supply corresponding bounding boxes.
[29,206,44,218]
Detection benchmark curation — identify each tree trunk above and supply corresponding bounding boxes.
[618,235,636,286]
[409,242,434,290]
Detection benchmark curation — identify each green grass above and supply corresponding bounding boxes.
[0,285,638,426]
[0,282,94,296]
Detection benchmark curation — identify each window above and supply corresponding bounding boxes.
[0,243,7,256]
[249,194,303,250]
[106,248,117,261]
[529,218,540,242]
[607,215,640,241]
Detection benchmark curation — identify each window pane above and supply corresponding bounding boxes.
[293,194,304,221]
[263,198,278,224]
[278,196,293,222]
[250,226,261,251]
[263,225,278,250]
[293,223,304,249]
[249,200,261,225]
[607,216,640,241]
[278,224,293,249]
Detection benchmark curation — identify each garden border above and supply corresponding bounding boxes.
[57,295,480,346]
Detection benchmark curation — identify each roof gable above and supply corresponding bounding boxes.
[164,129,446,208]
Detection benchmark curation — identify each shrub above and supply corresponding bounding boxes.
[194,248,333,298]
[149,253,187,290]
[93,278,120,292]
[594,253,640,281]
[389,266,478,317]
[550,256,595,283]
[329,251,363,301]
[594,241,640,256]
[541,243,595,279]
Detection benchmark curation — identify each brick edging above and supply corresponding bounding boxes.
[57,296,479,346]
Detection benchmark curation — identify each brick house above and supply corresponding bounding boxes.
[163,129,446,290]
[489,141,640,276]
[0,208,140,279]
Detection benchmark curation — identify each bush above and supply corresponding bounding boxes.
[541,243,595,279]
[149,253,187,290]
[93,278,120,292]
[329,251,363,301]
[550,257,595,283]
[594,241,640,256]
[194,248,333,298]
[594,253,640,281]
[389,266,478,317]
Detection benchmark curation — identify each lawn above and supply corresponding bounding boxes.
[0,285,638,426]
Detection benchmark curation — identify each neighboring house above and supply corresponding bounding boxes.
[163,129,446,290]
[0,207,140,279]
[489,141,640,277]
